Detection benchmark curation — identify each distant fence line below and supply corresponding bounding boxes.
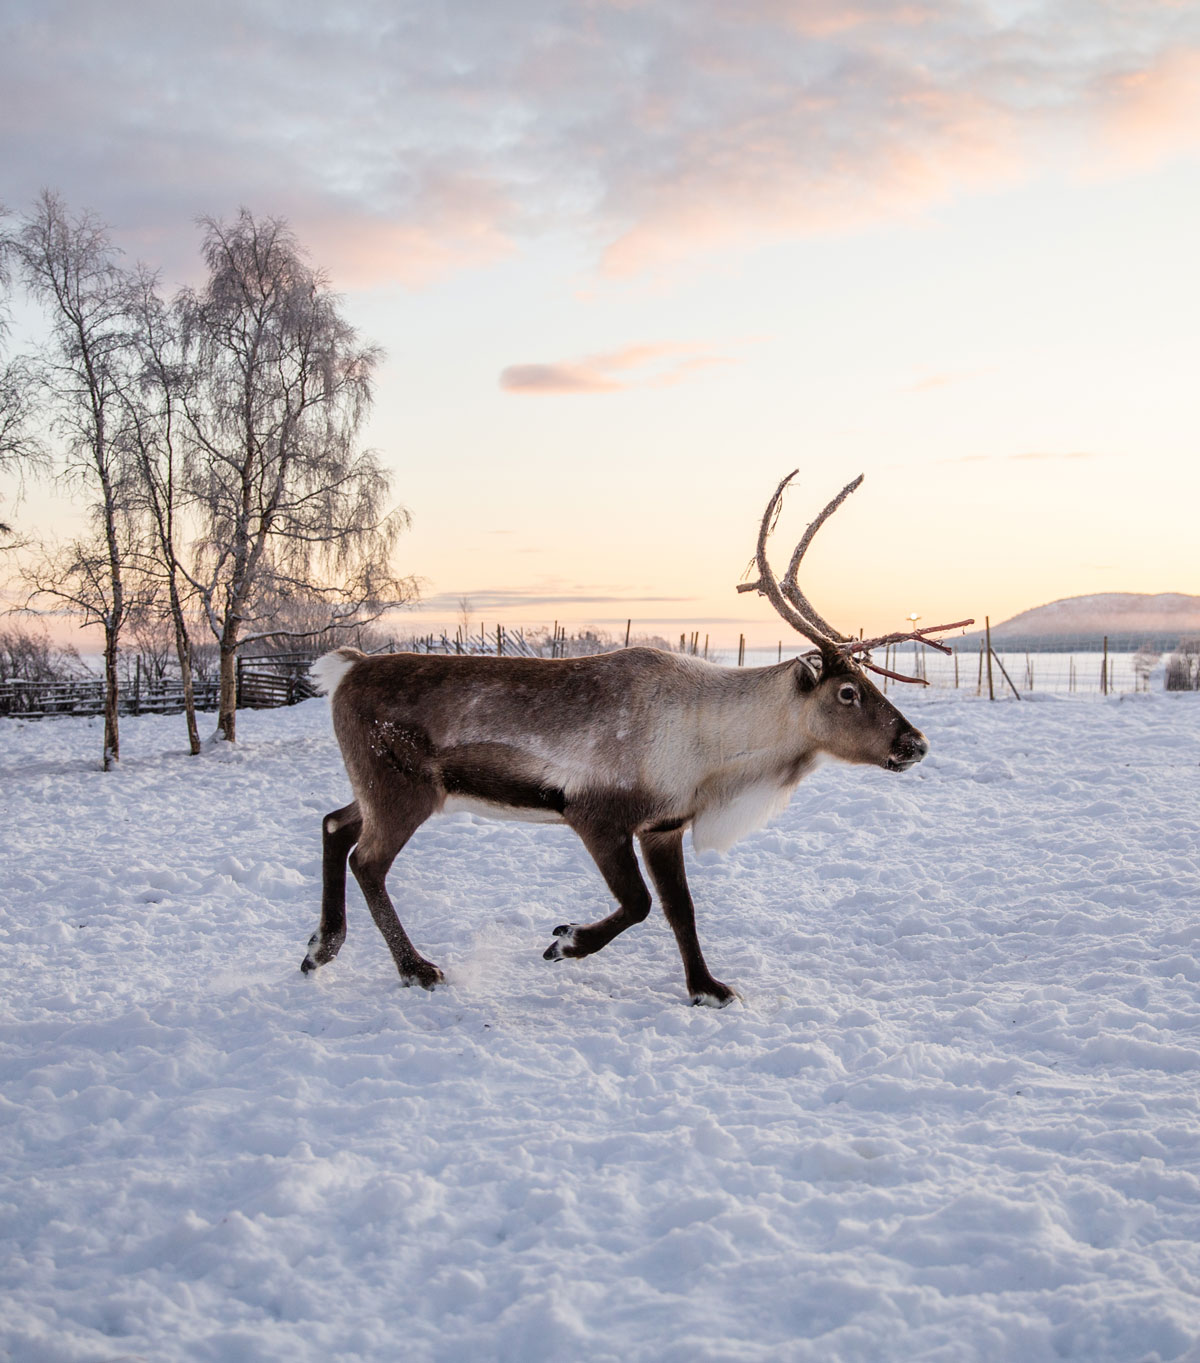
[394,624,1192,698]
[2,626,1195,721]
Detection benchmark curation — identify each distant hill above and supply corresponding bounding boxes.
[960,593,1200,653]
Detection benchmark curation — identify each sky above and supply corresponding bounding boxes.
[2,0,1199,649]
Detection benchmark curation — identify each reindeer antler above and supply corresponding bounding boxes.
[738,472,973,684]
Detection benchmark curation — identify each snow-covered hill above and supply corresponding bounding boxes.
[3,692,1200,1361]
[963,592,1200,650]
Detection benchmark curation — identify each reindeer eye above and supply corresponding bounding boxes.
[837,682,859,705]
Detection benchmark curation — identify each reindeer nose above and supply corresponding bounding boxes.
[889,728,929,771]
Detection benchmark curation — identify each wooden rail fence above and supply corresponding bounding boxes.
[0,653,320,720]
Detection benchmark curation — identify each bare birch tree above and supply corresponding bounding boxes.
[118,267,202,754]
[177,210,413,742]
[0,205,44,546]
[5,191,138,768]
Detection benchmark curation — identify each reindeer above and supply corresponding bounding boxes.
[303,473,971,1005]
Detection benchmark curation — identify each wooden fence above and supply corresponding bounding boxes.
[0,653,319,720]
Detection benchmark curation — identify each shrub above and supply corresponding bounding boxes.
[0,625,87,683]
[1165,638,1200,691]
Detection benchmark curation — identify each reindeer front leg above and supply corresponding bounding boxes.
[544,822,652,963]
[638,828,735,1007]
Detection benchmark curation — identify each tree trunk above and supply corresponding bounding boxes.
[217,636,238,742]
[103,623,120,770]
[168,588,200,756]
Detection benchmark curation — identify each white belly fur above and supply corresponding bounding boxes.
[441,794,566,825]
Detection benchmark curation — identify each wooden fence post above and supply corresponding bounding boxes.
[625,619,631,648]
[738,634,745,666]
[991,649,1022,700]
[1102,635,1109,695]
[985,617,995,701]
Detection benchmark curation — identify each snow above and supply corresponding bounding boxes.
[3,689,1200,1362]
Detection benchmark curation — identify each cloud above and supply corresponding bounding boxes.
[1094,47,1200,169]
[1,1,1197,284]
[499,341,729,394]
[940,450,1101,465]
[419,588,696,612]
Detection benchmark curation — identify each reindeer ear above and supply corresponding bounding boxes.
[794,654,821,692]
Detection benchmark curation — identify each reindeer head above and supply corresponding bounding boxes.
[740,472,972,773]
[800,644,930,771]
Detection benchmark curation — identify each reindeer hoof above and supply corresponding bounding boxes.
[400,961,444,990]
[689,980,737,1008]
[543,925,580,961]
[301,930,345,974]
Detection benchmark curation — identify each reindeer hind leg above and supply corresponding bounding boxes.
[350,788,443,989]
[302,800,363,973]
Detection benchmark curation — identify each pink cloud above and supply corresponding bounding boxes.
[1094,47,1200,168]
[500,342,732,395]
[2,1,1197,288]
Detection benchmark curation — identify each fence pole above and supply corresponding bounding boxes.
[991,648,1022,701]
[703,634,709,660]
[497,624,503,657]
[954,647,959,689]
[1102,636,1109,695]
[625,619,631,648]
[985,617,996,701]
[738,634,745,666]
[977,641,984,696]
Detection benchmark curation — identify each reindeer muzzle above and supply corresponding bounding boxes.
[886,729,929,772]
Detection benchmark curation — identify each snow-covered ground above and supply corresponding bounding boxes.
[3,688,1200,1363]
